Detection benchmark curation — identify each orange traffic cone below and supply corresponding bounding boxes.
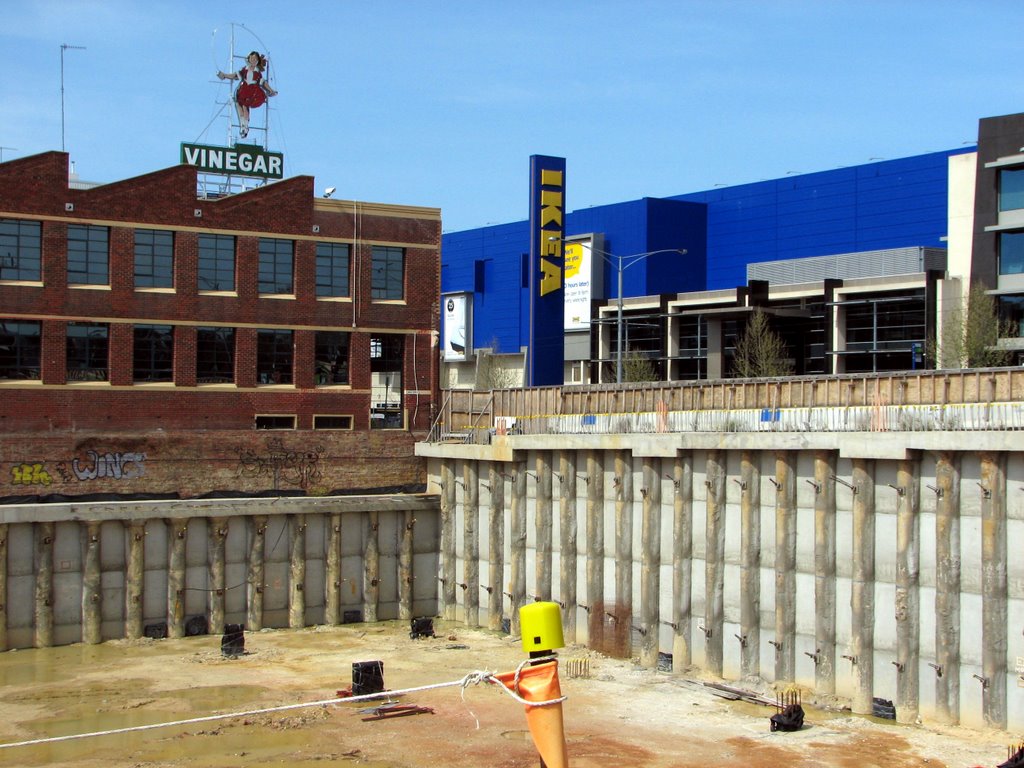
[493,659,568,768]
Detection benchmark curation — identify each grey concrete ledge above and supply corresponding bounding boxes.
[0,493,440,525]
[417,430,1024,462]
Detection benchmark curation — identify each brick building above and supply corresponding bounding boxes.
[0,152,441,500]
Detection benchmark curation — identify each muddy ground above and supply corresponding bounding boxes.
[0,621,1013,767]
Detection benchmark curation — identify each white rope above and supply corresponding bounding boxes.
[0,662,566,751]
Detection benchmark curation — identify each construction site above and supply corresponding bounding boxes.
[0,621,1016,767]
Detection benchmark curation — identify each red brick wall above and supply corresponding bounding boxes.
[0,152,441,498]
[1,429,424,500]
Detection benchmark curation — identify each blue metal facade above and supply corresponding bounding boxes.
[440,148,972,358]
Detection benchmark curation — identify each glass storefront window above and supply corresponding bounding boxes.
[1000,168,1024,212]
[999,232,1024,275]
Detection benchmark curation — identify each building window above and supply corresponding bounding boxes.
[198,234,235,291]
[371,245,404,300]
[315,242,350,297]
[0,320,41,379]
[133,324,174,382]
[842,292,925,374]
[314,330,349,384]
[196,327,235,383]
[999,232,1024,276]
[258,238,294,294]
[257,329,293,384]
[67,224,109,285]
[1000,169,1024,212]
[672,315,708,381]
[255,415,296,430]
[66,322,109,381]
[134,229,174,288]
[370,333,403,429]
[313,415,353,430]
[0,219,42,281]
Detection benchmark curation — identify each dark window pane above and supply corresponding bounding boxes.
[314,330,350,384]
[1000,169,1024,212]
[0,219,42,281]
[134,229,174,288]
[0,320,41,379]
[255,415,295,430]
[258,238,294,294]
[371,246,404,300]
[196,327,235,383]
[1000,232,1024,276]
[67,224,109,285]
[198,234,235,291]
[315,242,350,297]
[66,322,109,380]
[256,329,293,384]
[133,324,174,382]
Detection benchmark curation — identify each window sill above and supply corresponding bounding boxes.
[69,284,111,291]
[0,279,43,287]
[371,298,407,305]
[135,287,176,294]
[198,290,238,297]
[259,293,296,300]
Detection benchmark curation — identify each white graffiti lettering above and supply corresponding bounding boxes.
[71,451,147,482]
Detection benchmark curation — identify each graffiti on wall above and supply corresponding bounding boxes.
[10,450,147,487]
[237,438,324,490]
[70,451,147,481]
[11,463,53,486]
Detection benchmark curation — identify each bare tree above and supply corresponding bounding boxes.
[622,347,658,382]
[732,310,793,378]
[933,282,1015,368]
[475,337,522,390]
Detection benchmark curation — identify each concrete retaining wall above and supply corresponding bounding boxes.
[418,431,1024,732]
[0,495,440,650]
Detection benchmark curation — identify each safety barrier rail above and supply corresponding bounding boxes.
[427,368,1024,443]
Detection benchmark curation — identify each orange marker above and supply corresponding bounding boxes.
[494,601,568,768]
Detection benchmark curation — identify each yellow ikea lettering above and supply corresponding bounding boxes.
[536,167,564,296]
[539,257,561,296]
[541,233,560,257]
[539,189,563,228]
[540,169,563,186]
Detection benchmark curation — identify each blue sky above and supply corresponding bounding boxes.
[2,1,1021,233]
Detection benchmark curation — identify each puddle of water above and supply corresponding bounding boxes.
[0,643,111,687]
[0,629,442,767]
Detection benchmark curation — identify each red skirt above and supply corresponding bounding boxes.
[236,83,266,109]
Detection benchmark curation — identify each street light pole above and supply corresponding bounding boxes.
[617,257,624,384]
[60,43,86,153]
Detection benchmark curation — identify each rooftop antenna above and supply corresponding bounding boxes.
[60,43,86,153]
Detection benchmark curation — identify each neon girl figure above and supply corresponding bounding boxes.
[217,51,278,139]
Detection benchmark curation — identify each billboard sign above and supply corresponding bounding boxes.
[563,236,604,330]
[442,292,471,362]
[180,142,284,180]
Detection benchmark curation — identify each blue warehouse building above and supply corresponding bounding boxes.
[440,144,981,387]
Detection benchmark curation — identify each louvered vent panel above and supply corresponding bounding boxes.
[748,247,948,285]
